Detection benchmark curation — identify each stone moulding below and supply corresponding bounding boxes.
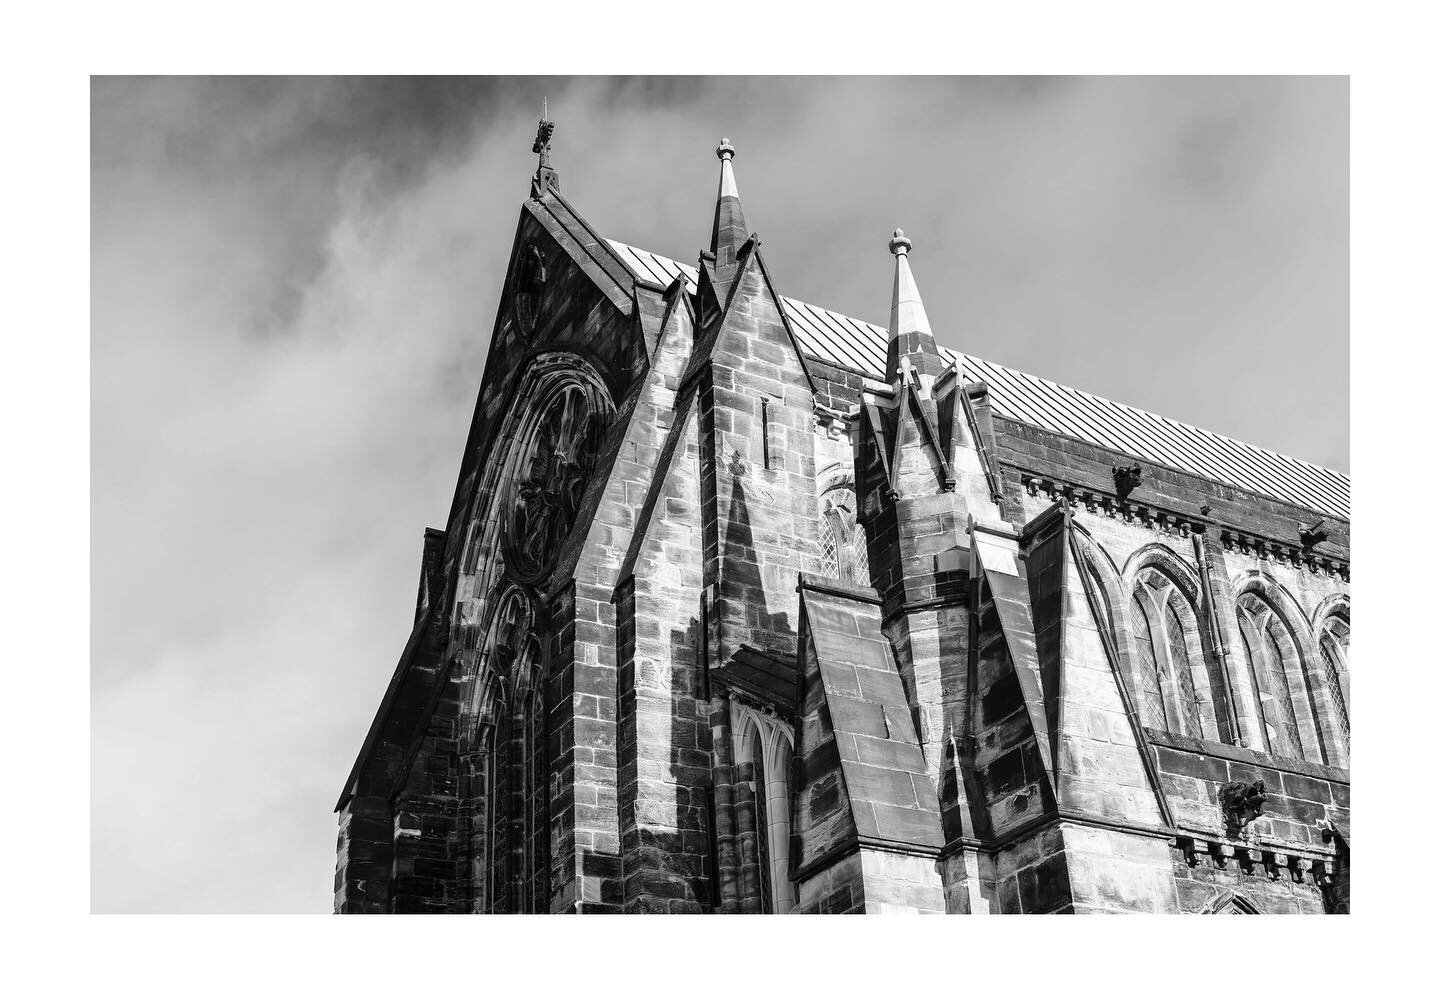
[788,834,942,886]
[1019,473,1350,581]
[1173,834,1336,888]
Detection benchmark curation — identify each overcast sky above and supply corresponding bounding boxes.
[91,76,1347,913]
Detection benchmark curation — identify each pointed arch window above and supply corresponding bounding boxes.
[1202,891,1261,914]
[1164,597,1202,736]
[1319,614,1350,751]
[472,586,548,913]
[1235,591,1334,764]
[1127,564,1229,742]
[817,489,871,586]
[733,705,796,914]
[1261,621,1303,758]
[819,508,840,578]
[845,523,871,585]
[1127,595,1170,731]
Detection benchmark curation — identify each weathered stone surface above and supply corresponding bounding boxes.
[333,135,1349,915]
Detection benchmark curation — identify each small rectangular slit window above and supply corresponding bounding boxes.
[761,397,773,470]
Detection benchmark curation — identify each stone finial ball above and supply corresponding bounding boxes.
[889,228,912,255]
[716,138,736,160]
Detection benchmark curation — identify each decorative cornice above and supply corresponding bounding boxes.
[1173,834,1337,888]
[1219,529,1350,582]
[1019,473,1350,582]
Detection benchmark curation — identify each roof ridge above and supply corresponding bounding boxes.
[604,240,1349,514]
[963,354,1350,485]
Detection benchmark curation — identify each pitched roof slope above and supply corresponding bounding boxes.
[608,240,1349,521]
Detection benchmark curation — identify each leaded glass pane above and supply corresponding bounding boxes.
[1165,598,1201,736]
[1321,635,1350,739]
[1129,595,1168,731]
[819,513,839,578]
[1262,623,1303,758]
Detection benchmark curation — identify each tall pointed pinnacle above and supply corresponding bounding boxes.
[709,138,748,270]
[885,228,944,383]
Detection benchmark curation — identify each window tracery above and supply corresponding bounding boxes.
[1128,594,1169,731]
[819,508,839,578]
[817,487,871,586]
[1126,561,1228,742]
[503,383,607,584]
[1236,589,1335,765]
[1319,614,1350,750]
[732,704,796,914]
[447,353,615,914]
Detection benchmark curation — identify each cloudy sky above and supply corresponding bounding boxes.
[91,76,1347,913]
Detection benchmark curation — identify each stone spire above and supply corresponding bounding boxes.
[709,138,748,270]
[885,228,944,382]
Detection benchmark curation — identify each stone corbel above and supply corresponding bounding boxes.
[1289,856,1313,884]
[1235,846,1263,876]
[1175,835,1202,868]
[1207,840,1235,869]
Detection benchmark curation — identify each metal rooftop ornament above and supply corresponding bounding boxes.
[530,114,559,198]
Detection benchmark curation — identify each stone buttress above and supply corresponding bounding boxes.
[334,124,1351,915]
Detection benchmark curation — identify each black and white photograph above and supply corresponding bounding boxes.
[15,1,1438,982]
[91,72,1352,917]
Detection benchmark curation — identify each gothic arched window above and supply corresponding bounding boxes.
[734,705,796,914]
[517,672,546,913]
[1319,615,1350,752]
[1128,564,1228,742]
[473,586,549,913]
[1262,621,1303,757]
[844,522,871,586]
[1236,591,1330,764]
[817,488,871,586]
[1127,594,1169,731]
[1202,891,1261,914]
[819,508,840,578]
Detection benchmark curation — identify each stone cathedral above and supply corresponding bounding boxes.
[334,123,1351,914]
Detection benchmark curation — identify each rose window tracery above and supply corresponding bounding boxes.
[502,381,609,585]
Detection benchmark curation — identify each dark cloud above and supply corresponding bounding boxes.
[91,76,1347,912]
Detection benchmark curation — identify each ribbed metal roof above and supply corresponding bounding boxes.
[607,241,1350,520]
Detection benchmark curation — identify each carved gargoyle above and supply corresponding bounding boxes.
[1317,816,1349,852]
[1113,463,1143,500]
[1219,779,1267,832]
[1299,520,1328,550]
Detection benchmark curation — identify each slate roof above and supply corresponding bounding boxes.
[608,240,1350,521]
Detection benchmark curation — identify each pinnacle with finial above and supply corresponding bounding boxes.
[885,224,941,381]
[710,136,746,266]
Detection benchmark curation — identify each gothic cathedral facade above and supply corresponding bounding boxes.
[334,126,1351,914]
